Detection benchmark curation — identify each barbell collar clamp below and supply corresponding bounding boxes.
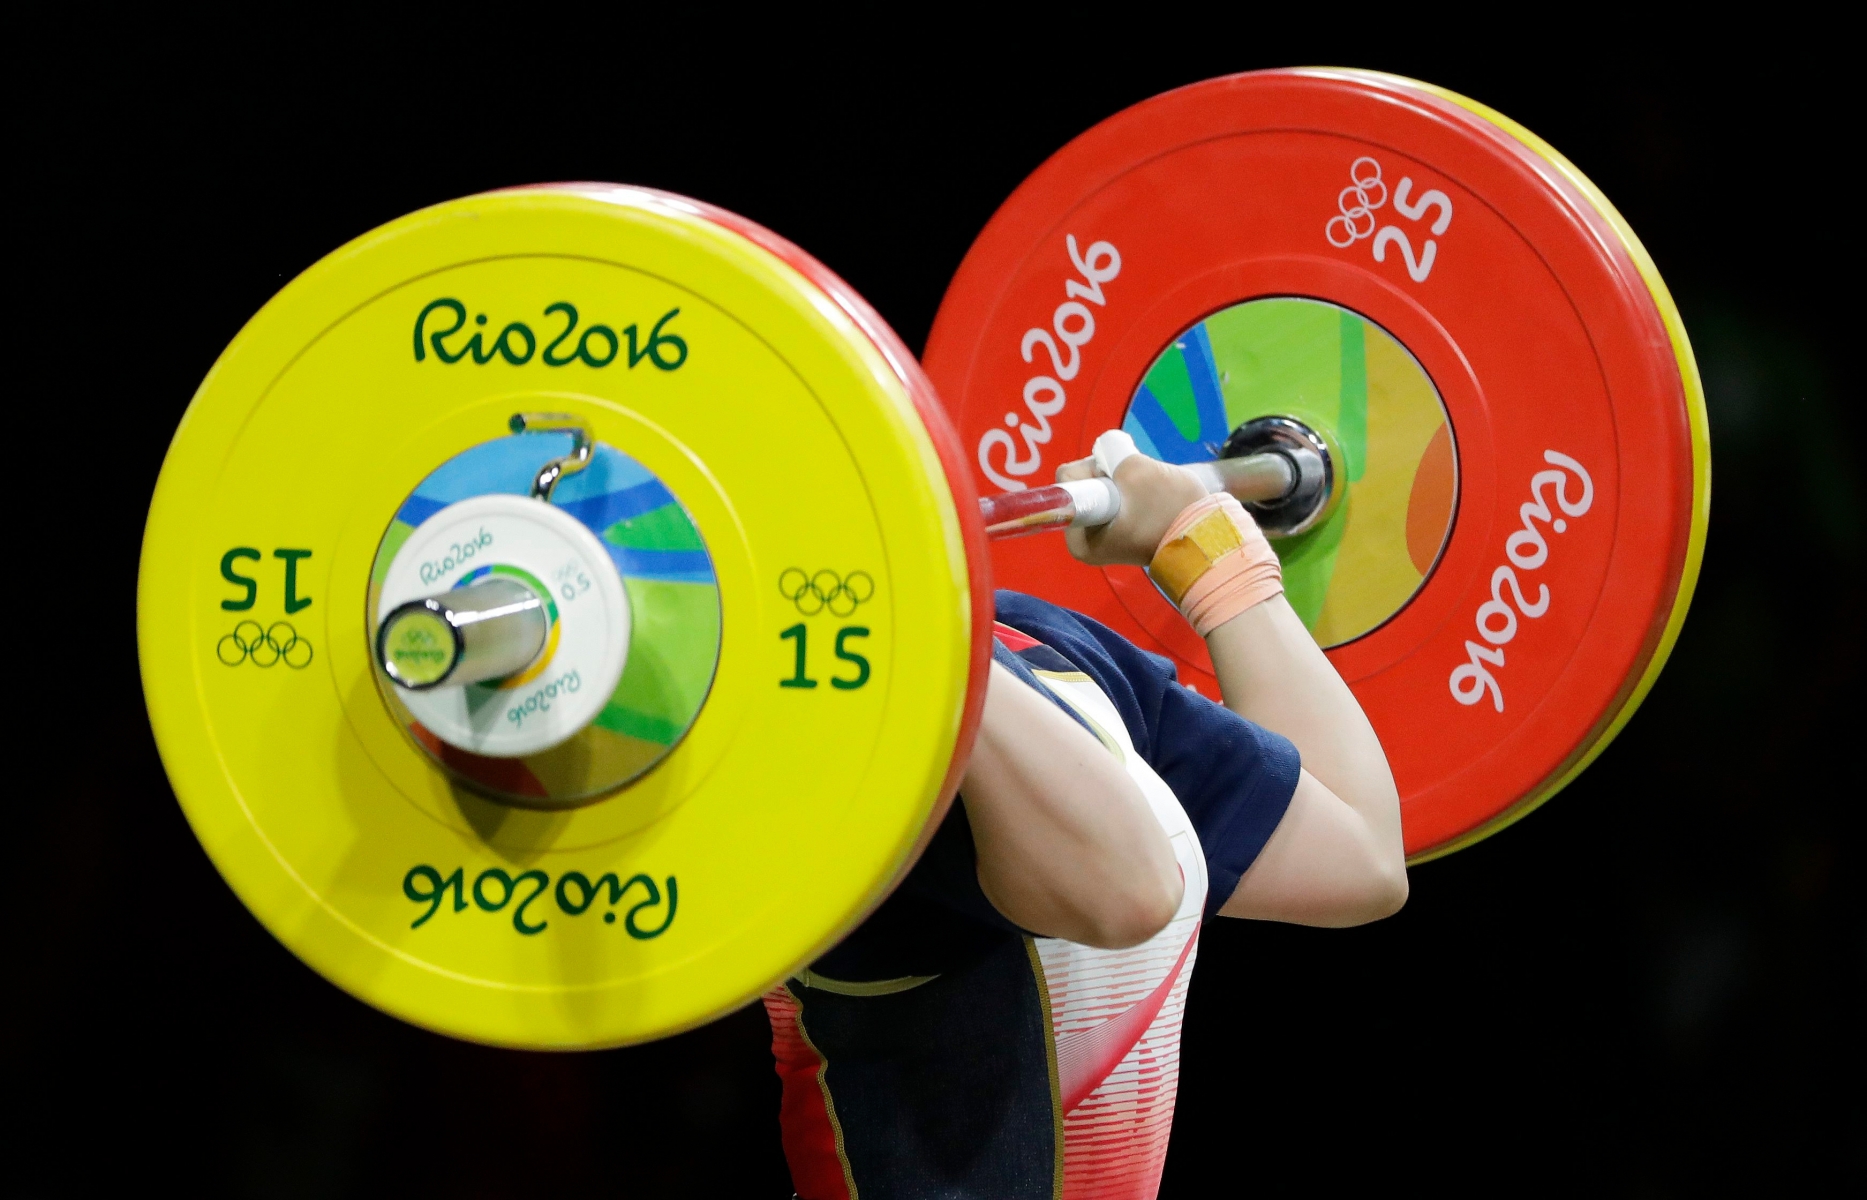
[510,411,594,502]
[376,576,549,690]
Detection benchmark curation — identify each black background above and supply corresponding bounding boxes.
[18,28,1861,1197]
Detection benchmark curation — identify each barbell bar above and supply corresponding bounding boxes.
[374,419,1322,712]
[979,418,1336,540]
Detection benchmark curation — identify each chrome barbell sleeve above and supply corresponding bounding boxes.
[376,576,549,690]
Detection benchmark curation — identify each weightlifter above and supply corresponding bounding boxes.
[765,441,1408,1198]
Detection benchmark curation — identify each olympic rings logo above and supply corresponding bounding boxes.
[217,620,313,668]
[1325,157,1388,248]
[779,568,875,617]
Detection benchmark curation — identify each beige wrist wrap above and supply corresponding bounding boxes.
[1148,494,1284,636]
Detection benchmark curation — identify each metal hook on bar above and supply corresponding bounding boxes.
[509,412,594,502]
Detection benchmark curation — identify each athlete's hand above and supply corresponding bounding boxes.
[1056,452,1207,567]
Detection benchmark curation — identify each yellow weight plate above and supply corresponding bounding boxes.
[139,186,986,1048]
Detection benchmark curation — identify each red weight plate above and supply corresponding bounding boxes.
[924,70,1701,860]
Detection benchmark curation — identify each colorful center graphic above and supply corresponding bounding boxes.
[369,433,722,805]
[1124,297,1458,648]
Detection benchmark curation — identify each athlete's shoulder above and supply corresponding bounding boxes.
[992,587,1096,637]
[993,590,1299,915]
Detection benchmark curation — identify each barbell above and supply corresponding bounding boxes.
[138,69,1707,1049]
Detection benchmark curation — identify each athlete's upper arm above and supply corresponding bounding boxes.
[1218,768,1408,927]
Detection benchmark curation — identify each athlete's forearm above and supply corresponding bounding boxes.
[1205,598,1402,856]
[1051,444,1406,924]
[961,663,1183,948]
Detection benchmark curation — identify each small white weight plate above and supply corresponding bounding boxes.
[376,493,631,756]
